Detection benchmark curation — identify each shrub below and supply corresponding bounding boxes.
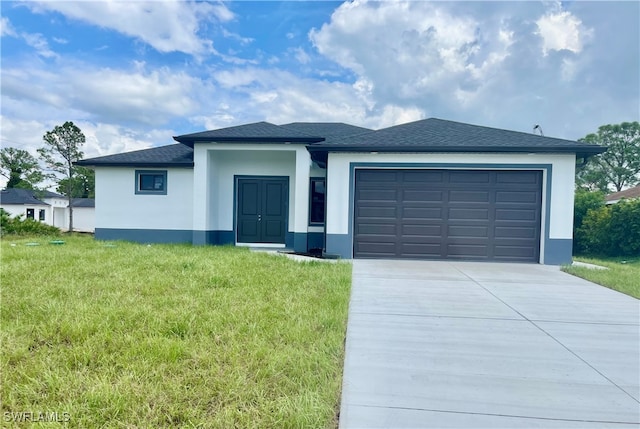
[576,199,640,257]
[608,199,640,256]
[0,208,61,237]
[573,189,605,254]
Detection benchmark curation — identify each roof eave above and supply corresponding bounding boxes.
[75,161,194,168]
[307,145,608,155]
[173,136,324,147]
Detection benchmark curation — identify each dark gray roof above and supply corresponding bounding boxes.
[0,188,49,205]
[308,118,607,157]
[281,122,372,138]
[76,144,194,168]
[41,190,65,198]
[71,198,95,208]
[174,121,325,147]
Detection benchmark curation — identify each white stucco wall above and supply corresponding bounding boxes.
[191,144,313,236]
[0,204,49,222]
[95,167,194,230]
[70,207,95,232]
[326,152,576,242]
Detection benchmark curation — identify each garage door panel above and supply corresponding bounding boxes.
[403,170,444,183]
[403,207,443,219]
[496,171,541,184]
[447,244,489,257]
[400,243,442,257]
[449,190,490,202]
[358,206,397,219]
[494,245,537,259]
[354,169,541,262]
[448,225,489,238]
[495,226,537,239]
[495,208,537,221]
[358,189,397,202]
[357,223,397,235]
[403,190,443,202]
[402,224,442,237]
[496,191,540,203]
[448,208,489,220]
[357,170,398,182]
[449,171,491,184]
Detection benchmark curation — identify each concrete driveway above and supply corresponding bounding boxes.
[339,260,640,428]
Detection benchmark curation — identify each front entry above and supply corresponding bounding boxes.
[237,177,288,244]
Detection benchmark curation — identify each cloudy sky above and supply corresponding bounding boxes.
[1,0,638,186]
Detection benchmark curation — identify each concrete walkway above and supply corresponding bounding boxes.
[339,260,640,428]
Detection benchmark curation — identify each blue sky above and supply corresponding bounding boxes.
[1,1,638,186]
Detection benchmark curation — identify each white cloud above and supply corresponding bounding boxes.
[222,28,254,45]
[21,32,57,58]
[0,16,17,37]
[293,47,311,65]
[309,1,515,107]
[27,1,234,56]
[209,67,424,128]
[536,8,593,56]
[2,62,203,126]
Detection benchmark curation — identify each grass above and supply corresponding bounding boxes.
[1,235,352,428]
[562,256,640,299]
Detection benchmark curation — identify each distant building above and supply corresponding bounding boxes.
[0,188,95,232]
[605,185,640,205]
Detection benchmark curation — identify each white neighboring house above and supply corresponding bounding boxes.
[0,188,95,232]
[604,185,640,205]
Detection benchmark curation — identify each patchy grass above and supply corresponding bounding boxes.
[562,256,640,299]
[1,235,351,428]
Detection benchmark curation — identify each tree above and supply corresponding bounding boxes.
[0,147,44,190]
[56,166,95,198]
[38,121,86,231]
[576,121,640,192]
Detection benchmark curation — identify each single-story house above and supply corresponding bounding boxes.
[605,185,640,204]
[76,118,605,264]
[0,188,95,232]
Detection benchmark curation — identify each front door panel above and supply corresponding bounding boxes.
[237,178,287,244]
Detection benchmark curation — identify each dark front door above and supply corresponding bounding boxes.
[237,177,288,244]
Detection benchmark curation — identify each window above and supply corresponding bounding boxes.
[309,178,326,224]
[26,208,34,219]
[39,209,46,221]
[135,170,167,195]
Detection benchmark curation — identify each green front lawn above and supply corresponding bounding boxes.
[562,257,640,299]
[1,235,352,428]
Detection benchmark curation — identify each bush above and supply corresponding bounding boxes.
[576,199,640,257]
[0,208,61,237]
[608,199,640,256]
[573,189,605,254]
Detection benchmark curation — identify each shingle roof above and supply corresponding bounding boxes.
[308,118,607,157]
[605,185,640,203]
[0,188,49,205]
[41,190,65,198]
[76,144,194,168]
[71,198,95,208]
[281,122,372,138]
[174,121,325,146]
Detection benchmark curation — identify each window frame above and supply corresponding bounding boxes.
[308,177,326,226]
[26,208,35,220]
[135,170,168,195]
[39,209,46,221]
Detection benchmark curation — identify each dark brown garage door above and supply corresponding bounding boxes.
[354,169,542,262]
